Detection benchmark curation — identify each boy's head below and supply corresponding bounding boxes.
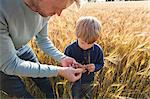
[75,16,101,50]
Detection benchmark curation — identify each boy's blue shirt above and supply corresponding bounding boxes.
[65,40,104,84]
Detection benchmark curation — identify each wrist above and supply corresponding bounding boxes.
[61,55,67,60]
[57,67,67,76]
[60,55,67,64]
[57,67,63,76]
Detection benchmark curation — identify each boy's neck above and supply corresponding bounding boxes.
[77,40,94,51]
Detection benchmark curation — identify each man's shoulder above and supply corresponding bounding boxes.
[0,0,21,12]
[0,0,26,23]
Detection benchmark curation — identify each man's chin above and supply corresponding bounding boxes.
[39,13,48,17]
[38,12,51,17]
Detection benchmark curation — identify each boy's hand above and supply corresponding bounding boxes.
[72,64,87,73]
[82,65,87,73]
[86,64,95,73]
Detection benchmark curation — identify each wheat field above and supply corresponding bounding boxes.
[25,1,150,99]
[1,1,149,99]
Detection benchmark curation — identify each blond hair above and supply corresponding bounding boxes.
[76,16,101,44]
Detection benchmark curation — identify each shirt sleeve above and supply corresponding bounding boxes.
[94,47,104,72]
[0,12,59,78]
[35,23,66,62]
[64,46,72,57]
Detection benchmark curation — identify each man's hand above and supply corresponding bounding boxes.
[58,67,84,82]
[61,56,81,67]
[86,64,95,73]
[61,56,76,67]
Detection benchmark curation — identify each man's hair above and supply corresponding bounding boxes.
[75,16,102,44]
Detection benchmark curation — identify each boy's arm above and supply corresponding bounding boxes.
[94,48,104,72]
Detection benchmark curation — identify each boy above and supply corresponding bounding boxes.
[65,16,104,98]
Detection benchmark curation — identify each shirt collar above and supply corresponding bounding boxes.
[75,40,94,51]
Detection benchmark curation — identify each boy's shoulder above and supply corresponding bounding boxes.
[65,41,77,49]
[94,43,103,52]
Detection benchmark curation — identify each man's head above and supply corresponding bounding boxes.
[24,0,80,17]
[75,16,101,50]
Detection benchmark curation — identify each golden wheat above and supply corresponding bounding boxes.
[28,1,150,98]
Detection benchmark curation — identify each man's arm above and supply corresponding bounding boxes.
[0,12,59,78]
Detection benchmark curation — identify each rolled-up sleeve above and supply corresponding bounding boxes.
[35,23,66,62]
[0,13,59,78]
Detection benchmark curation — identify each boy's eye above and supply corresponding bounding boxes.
[88,41,95,44]
[88,43,93,44]
[81,42,85,44]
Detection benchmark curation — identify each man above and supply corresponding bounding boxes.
[0,0,82,98]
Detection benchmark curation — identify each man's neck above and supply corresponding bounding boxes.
[24,0,38,12]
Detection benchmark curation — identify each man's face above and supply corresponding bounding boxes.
[36,0,73,17]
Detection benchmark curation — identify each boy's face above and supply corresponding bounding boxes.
[78,38,94,50]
